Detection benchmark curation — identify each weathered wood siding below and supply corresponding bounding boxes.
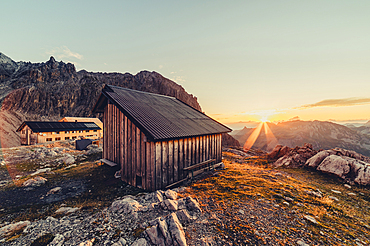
[103,102,223,191]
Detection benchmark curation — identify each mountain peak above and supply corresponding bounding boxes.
[48,56,57,63]
[0,52,18,78]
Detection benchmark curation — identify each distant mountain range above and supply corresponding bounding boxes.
[0,52,201,148]
[231,120,370,157]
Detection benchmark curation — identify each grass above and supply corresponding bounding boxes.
[184,151,370,245]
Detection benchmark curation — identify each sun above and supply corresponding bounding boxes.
[255,109,276,123]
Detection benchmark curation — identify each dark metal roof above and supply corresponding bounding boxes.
[17,121,101,133]
[93,85,231,141]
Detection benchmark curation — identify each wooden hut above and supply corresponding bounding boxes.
[92,85,231,191]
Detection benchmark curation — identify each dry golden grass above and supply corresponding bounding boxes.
[184,153,370,245]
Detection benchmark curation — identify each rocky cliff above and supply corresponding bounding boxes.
[0,53,201,148]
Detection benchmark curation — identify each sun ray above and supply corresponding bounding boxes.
[263,122,278,151]
[243,122,263,151]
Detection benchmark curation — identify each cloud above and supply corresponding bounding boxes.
[172,76,185,83]
[46,46,83,60]
[298,97,370,109]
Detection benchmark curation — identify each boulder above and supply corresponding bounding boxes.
[305,150,331,168]
[110,197,142,217]
[46,187,62,196]
[23,176,47,187]
[267,145,291,160]
[315,154,370,185]
[62,154,75,165]
[86,144,102,155]
[145,213,187,246]
[49,234,65,246]
[166,213,187,246]
[30,168,51,176]
[164,189,178,200]
[272,144,317,168]
[317,155,351,178]
[55,207,80,214]
[0,220,30,238]
[131,238,149,246]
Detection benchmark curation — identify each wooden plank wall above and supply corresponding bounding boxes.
[103,102,223,191]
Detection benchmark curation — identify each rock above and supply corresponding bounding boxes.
[305,190,322,198]
[145,224,165,245]
[46,187,62,196]
[272,144,317,168]
[267,145,291,160]
[284,197,294,202]
[305,150,331,168]
[344,184,351,189]
[118,238,127,245]
[162,199,178,211]
[30,167,51,176]
[64,164,77,169]
[185,197,202,212]
[55,207,80,214]
[86,144,102,155]
[0,220,30,238]
[165,189,178,200]
[297,239,310,246]
[166,213,187,246]
[110,197,142,217]
[306,148,370,185]
[317,155,370,185]
[282,201,290,206]
[199,236,215,246]
[304,215,318,225]
[331,189,341,194]
[79,238,95,246]
[176,210,194,224]
[317,156,350,178]
[131,238,149,246]
[49,234,65,246]
[23,176,47,187]
[62,154,75,165]
[348,192,356,196]
[329,196,339,202]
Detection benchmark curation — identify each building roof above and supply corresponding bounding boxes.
[17,121,101,133]
[59,117,103,126]
[92,85,231,141]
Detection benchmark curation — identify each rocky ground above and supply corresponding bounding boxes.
[0,143,370,245]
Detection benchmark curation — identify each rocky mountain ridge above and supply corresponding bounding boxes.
[0,53,201,148]
[232,120,370,157]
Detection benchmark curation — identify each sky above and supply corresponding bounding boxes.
[1,0,370,129]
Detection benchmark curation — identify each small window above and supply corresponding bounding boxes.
[93,130,97,132]
[72,136,77,140]
[71,131,75,133]
[55,137,61,141]
[85,130,90,133]
[46,138,52,141]
[22,130,26,134]
[66,131,70,134]
[65,137,70,140]
[79,130,83,133]
[55,131,60,134]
